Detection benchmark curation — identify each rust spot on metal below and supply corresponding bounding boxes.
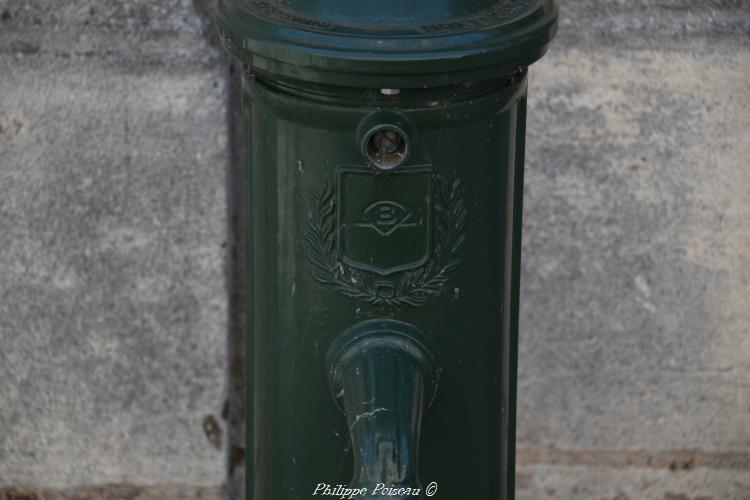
[230,445,246,466]
[367,128,406,169]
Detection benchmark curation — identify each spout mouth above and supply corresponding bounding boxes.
[325,319,440,411]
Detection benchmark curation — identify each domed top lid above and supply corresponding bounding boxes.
[215,0,558,87]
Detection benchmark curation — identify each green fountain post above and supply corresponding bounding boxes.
[215,0,558,498]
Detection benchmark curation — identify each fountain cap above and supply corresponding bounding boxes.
[215,0,558,87]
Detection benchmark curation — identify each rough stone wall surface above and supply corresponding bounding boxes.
[0,0,228,496]
[517,1,750,499]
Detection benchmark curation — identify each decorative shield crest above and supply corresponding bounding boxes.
[338,165,433,275]
[304,165,466,308]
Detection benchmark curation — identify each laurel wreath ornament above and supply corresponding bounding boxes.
[303,175,467,307]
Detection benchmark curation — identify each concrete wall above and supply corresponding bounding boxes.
[0,1,230,498]
[1,1,748,499]
[517,1,750,498]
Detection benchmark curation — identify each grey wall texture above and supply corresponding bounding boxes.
[0,0,230,498]
[0,1,748,500]
[516,1,750,498]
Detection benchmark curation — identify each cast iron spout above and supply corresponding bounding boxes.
[326,320,440,499]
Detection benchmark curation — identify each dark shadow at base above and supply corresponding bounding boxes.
[223,59,247,500]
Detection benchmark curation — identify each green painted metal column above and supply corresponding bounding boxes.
[215,1,557,499]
